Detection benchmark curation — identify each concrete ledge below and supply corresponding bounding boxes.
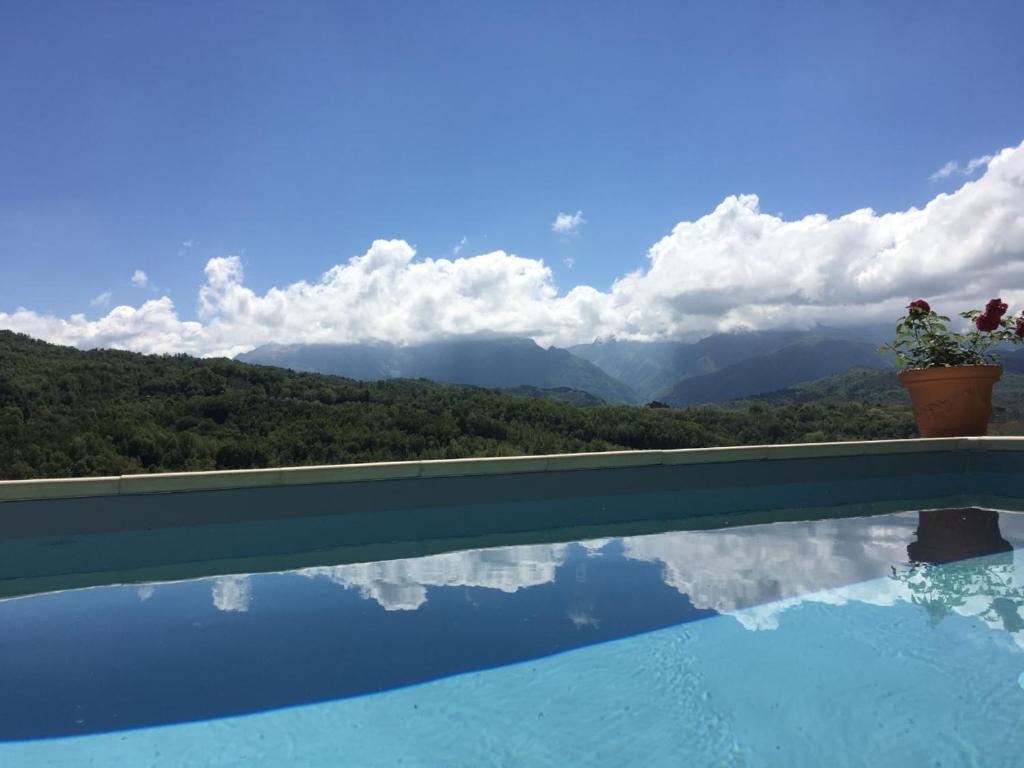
[0,476,122,501]
[0,436,1017,503]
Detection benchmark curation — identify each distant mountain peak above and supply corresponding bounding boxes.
[238,337,638,403]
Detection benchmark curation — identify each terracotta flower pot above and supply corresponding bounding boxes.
[898,364,1002,437]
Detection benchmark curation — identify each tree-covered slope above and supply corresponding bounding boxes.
[499,385,608,408]
[733,368,908,407]
[735,366,1024,423]
[0,331,915,480]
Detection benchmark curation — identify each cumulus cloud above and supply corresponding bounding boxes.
[3,140,1024,356]
[623,516,1024,645]
[929,153,994,181]
[130,269,149,287]
[551,210,585,234]
[621,517,916,625]
[297,543,567,611]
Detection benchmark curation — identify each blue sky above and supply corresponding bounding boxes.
[2,1,1023,354]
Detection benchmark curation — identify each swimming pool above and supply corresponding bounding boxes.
[2,507,1024,765]
[3,440,1024,765]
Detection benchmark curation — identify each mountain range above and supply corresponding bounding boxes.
[238,337,637,404]
[240,325,897,407]
[659,338,888,406]
[568,331,807,401]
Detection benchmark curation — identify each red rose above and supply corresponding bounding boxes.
[985,298,1009,319]
[976,313,1001,332]
[907,299,931,316]
[1016,317,1024,338]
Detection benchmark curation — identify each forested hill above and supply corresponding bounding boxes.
[732,366,1024,425]
[0,331,915,480]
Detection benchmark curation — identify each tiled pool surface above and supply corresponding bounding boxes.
[3,439,1024,766]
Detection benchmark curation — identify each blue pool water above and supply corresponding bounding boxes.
[2,508,1024,766]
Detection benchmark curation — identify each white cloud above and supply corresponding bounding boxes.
[965,154,994,174]
[212,575,252,612]
[453,236,467,255]
[3,139,1024,356]
[130,270,149,287]
[90,291,112,308]
[297,543,567,611]
[622,516,1024,646]
[563,256,574,270]
[930,153,994,181]
[621,517,916,623]
[929,160,959,181]
[551,210,585,234]
[181,239,194,248]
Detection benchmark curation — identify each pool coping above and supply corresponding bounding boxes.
[1,436,1018,503]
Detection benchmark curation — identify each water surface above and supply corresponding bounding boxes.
[3,508,1024,766]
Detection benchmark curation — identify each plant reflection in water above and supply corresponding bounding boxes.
[899,508,1024,634]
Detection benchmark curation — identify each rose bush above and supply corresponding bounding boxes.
[880,298,1024,369]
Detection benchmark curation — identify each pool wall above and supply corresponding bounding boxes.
[2,437,1024,598]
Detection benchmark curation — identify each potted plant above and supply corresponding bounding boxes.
[880,299,1024,437]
